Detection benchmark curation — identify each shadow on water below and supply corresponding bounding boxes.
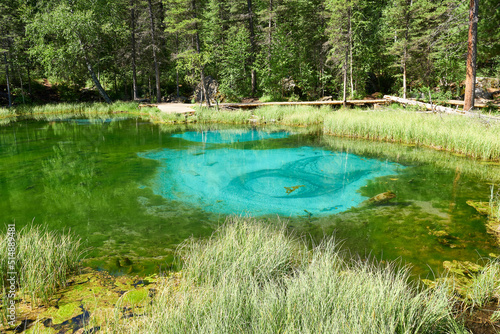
[1,118,499,277]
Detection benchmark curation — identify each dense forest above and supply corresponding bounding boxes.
[0,0,499,105]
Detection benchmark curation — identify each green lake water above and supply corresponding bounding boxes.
[1,116,499,277]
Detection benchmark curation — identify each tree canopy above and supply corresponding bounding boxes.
[1,0,499,105]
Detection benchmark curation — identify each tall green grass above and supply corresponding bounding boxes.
[254,105,330,126]
[0,225,83,305]
[129,216,465,334]
[323,109,500,160]
[464,260,500,309]
[195,107,252,124]
[13,101,140,116]
[0,108,16,118]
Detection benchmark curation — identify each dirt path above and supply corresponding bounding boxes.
[156,103,195,114]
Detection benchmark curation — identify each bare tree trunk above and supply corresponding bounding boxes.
[247,0,257,96]
[79,38,112,104]
[27,61,32,97]
[268,0,273,71]
[3,54,12,108]
[464,0,478,112]
[131,0,138,100]
[147,0,161,103]
[16,60,25,104]
[343,50,348,107]
[402,0,411,100]
[348,6,354,97]
[193,0,210,107]
[403,55,407,100]
[176,33,180,99]
[86,59,113,104]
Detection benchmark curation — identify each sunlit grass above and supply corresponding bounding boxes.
[195,107,252,124]
[13,101,140,116]
[122,216,464,334]
[0,225,83,306]
[323,108,500,160]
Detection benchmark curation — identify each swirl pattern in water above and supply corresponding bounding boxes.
[139,130,404,216]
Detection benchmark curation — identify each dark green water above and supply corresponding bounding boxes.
[0,116,498,277]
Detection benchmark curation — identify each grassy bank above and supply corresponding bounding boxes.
[124,216,465,334]
[5,101,141,118]
[323,109,500,161]
[0,225,82,310]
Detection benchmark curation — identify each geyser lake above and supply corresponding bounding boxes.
[1,117,498,277]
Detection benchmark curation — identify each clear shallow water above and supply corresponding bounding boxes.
[0,118,498,277]
[171,129,292,143]
[140,146,403,216]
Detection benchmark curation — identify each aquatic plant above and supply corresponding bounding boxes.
[127,216,464,334]
[0,225,83,305]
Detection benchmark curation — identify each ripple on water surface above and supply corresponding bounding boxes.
[139,130,404,216]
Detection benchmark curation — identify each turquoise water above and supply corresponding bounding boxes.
[0,118,498,276]
[171,129,292,143]
[140,146,403,216]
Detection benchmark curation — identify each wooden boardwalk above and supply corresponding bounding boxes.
[220,99,388,109]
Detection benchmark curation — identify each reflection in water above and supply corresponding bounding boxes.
[171,129,292,143]
[140,146,403,216]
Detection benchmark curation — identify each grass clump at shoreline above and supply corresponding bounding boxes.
[0,224,83,307]
[12,101,140,117]
[130,216,464,334]
[323,108,500,160]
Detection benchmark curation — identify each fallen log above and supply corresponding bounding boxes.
[445,99,500,109]
[384,95,500,121]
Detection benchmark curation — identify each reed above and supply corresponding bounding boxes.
[13,101,140,116]
[195,107,252,124]
[323,108,500,161]
[464,260,500,309]
[126,216,464,334]
[0,108,16,118]
[253,105,330,126]
[0,225,83,306]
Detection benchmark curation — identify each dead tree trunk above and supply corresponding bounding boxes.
[79,38,112,104]
[3,54,12,108]
[464,0,478,112]
[247,0,257,96]
[343,50,348,107]
[86,59,113,104]
[131,0,138,100]
[192,0,210,107]
[348,6,354,97]
[147,0,161,103]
